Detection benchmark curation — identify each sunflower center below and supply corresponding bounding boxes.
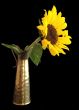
[47,24,58,44]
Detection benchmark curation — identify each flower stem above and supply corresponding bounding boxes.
[24,37,41,59]
[29,37,41,48]
[25,37,41,51]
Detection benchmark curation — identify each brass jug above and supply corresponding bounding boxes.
[13,54,31,105]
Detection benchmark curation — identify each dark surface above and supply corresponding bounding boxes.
[0,0,79,110]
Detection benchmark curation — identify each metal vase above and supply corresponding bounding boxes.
[13,55,31,105]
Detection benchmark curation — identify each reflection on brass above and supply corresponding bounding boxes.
[13,56,31,105]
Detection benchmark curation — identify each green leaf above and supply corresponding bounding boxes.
[24,37,41,59]
[25,46,34,59]
[30,43,43,66]
[1,43,23,55]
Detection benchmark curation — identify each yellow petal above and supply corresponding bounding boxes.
[57,22,67,30]
[48,10,52,23]
[42,10,48,26]
[49,5,57,24]
[61,23,67,29]
[41,39,48,49]
[57,17,65,25]
[44,9,47,17]
[55,22,67,30]
[62,30,68,36]
[57,43,69,50]
[62,30,72,39]
[58,12,62,17]
[54,45,66,55]
[54,13,67,29]
[37,25,47,36]
[58,36,71,45]
[52,5,57,16]
[57,29,63,35]
[68,35,72,39]
[60,17,65,24]
[49,43,59,56]
[37,25,44,30]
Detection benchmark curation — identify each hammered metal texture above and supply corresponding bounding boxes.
[13,57,31,105]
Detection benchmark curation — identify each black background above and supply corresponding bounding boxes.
[0,0,79,110]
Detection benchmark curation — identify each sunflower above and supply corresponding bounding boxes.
[37,5,71,56]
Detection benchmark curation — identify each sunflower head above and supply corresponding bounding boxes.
[37,5,71,56]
